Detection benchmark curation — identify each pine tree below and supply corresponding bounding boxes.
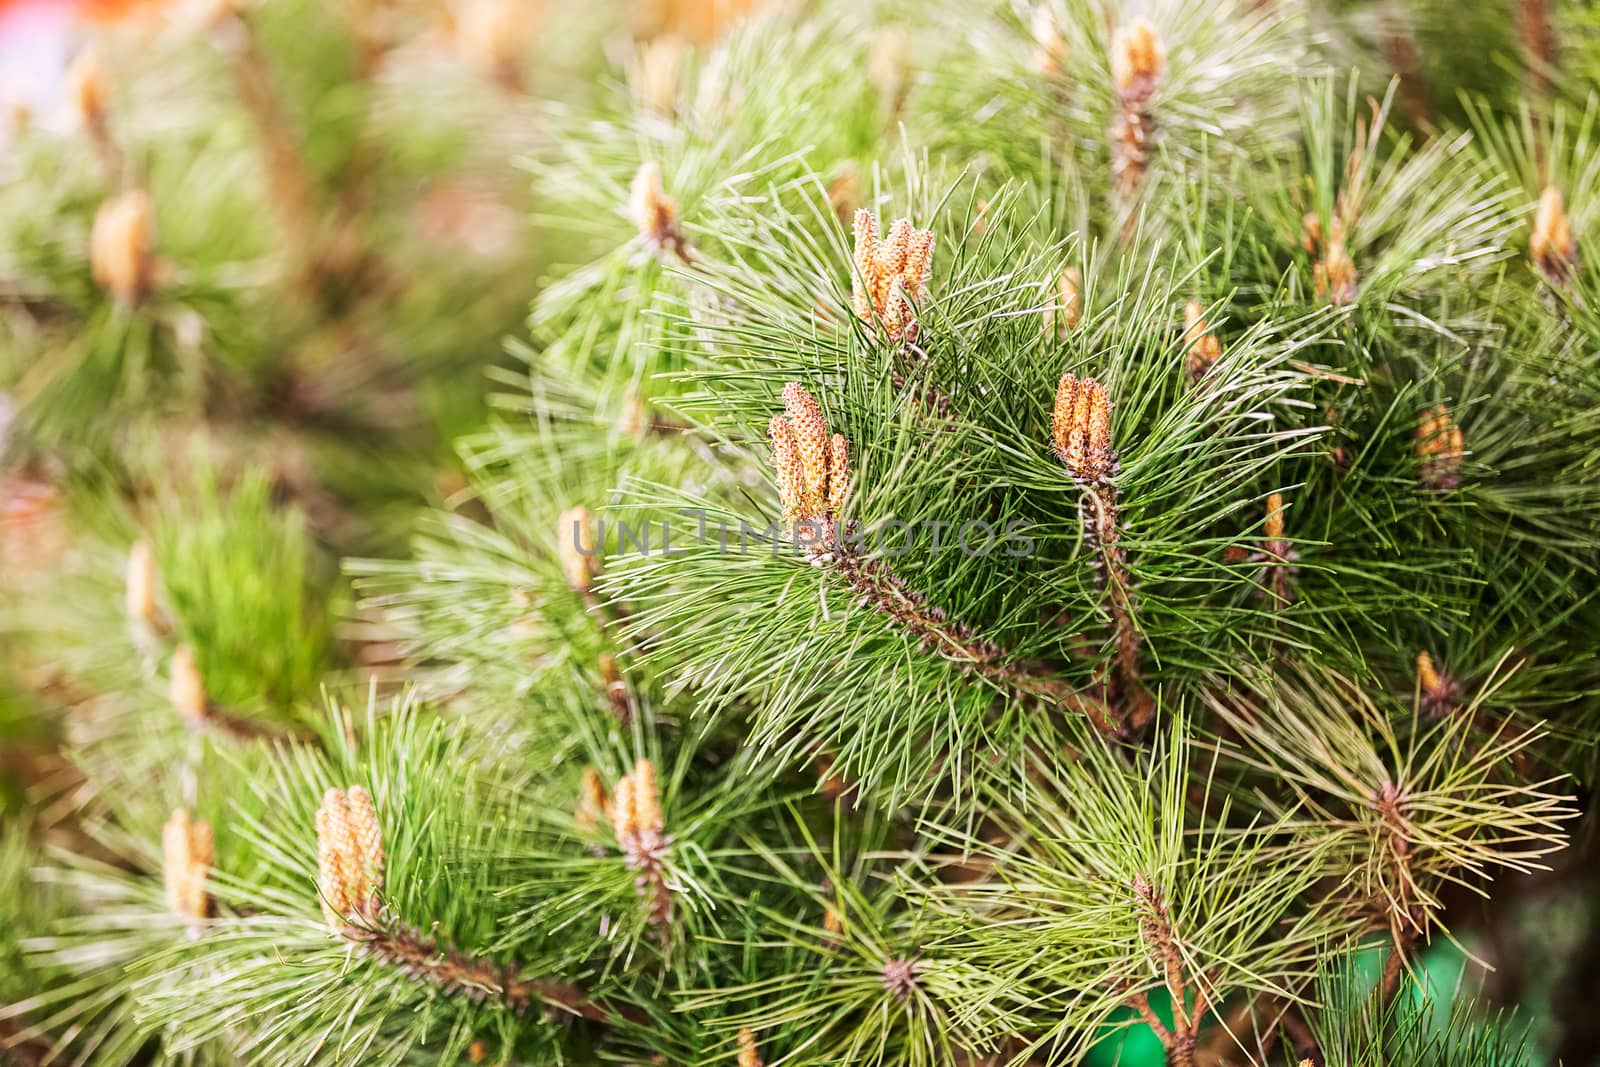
[4,1,1600,1066]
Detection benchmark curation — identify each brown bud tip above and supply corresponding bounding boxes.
[162,807,213,923]
[468,1040,488,1064]
[823,904,844,935]
[628,161,679,247]
[631,757,663,836]
[1300,212,1323,254]
[772,384,849,531]
[1030,5,1066,75]
[455,0,532,88]
[1182,300,1222,379]
[610,772,638,842]
[1264,493,1286,542]
[868,26,909,99]
[125,538,159,627]
[1313,218,1358,305]
[1416,404,1465,489]
[1051,266,1082,336]
[628,36,684,116]
[618,390,650,438]
[66,48,107,132]
[558,505,599,593]
[345,785,385,895]
[1111,18,1164,95]
[737,1028,763,1067]
[1415,650,1440,695]
[91,189,155,306]
[1531,184,1575,282]
[1051,374,1115,484]
[850,212,935,343]
[827,164,861,221]
[576,765,610,830]
[169,645,207,725]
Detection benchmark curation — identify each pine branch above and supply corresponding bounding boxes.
[1052,374,1150,732]
[826,543,1113,731]
[341,919,629,1024]
[772,381,1113,733]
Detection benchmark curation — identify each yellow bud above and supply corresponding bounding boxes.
[1052,266,1082,336]
[1416,404,1465,489]
[1530,184,1575,283]
[91,189,155,306]
[631,757,662,837]
[1415,650,1440,695]
[1051,374,1115,484]
[125,538,159,628]
[737,1028,763,1067]
[850,210,935,344]
[169,645,207,726]
[66,48,108,133]
[1312,218,1358,305]
[1030,5,1066,76]
[455,0,533,89]
[345,785,385,895]
[868,25,909,101]
[162,807,213,924]
[1264,493,1286,542]
[610,772,637,842]
[628,35,684,115]
[558,506,599,593]
[628,161,678,246]
[770,384,850,535]
[576,765,610,831]
[1300,212,1322,255]
[1111,18,1164,95]
[315,785,384,928]
[1182,300,1222,380]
